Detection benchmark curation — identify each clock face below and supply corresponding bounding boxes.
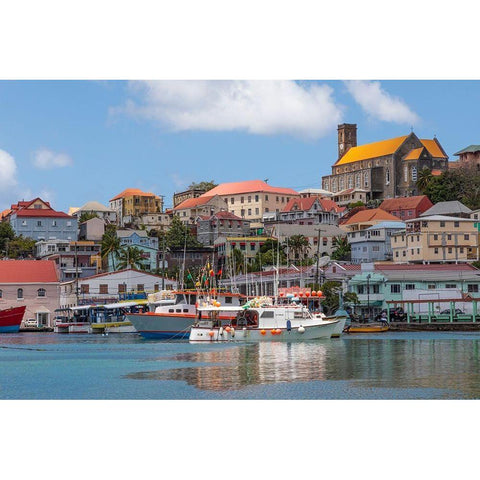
[340,143,344,151]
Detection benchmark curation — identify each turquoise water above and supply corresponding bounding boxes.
[1,331,480,399]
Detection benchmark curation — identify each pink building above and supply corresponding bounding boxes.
[0,260,60,327]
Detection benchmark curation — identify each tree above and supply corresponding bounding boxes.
[0,222,15,254]
[284,234,310,262]
[229,248,245,275]
[79,212,99,223]
[331,236,351,261]
[6,235,36,259]
[416,167,434,193]
[116,246,147,271]
[101,230,122,271]
[188,180,217,192]
[166,215,201,249]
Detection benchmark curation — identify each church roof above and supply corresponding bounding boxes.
[334,136,408,166]
[403,147,425,161]
[420,139,447,159]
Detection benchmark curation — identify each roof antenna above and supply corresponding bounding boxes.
[264,178,269,183]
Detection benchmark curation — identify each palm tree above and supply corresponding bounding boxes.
[229,248,245,275]
[116,246,147,270]
[331,236,350,261]
[101,231,121,271]
[416,167,434,193]
[285,234,311,262]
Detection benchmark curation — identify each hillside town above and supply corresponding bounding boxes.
[2,122,480,328]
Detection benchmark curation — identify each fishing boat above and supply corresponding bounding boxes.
[189,297,348,342]
[0,306,26,333]
[54,305,93,333]
[345,323,389,333]
[127,290,245,339]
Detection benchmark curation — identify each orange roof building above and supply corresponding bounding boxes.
[322,124,448,202]
[340,208,400,232]
[109,188,163,227]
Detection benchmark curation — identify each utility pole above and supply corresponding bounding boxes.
[75,241,79,305]
[162,234,166,290]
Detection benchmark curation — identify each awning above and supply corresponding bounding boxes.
[35,305,50,313]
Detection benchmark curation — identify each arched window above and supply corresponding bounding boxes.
[411,166,417,182]
[37,288,46,297]
[364,171,369,187]
[404,166,408,182]
[386,168,390,185]
[17,288,23,299]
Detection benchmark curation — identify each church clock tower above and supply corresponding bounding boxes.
[337,123,357,159]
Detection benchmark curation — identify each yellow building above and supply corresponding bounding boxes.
[109,188,163,226]
[391,215,479,264]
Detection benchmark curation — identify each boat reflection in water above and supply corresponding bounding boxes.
[125,341,336,391]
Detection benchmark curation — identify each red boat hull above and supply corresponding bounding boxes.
[0,306,27,333]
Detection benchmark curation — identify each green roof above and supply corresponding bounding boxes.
[454,145,480,155]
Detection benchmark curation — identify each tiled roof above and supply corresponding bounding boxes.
[212,211,244,220]
[454,145,480,155]
[366,221,405,230]
[0,260,59,283]
[403,147,424,160]
[431,169,443,176]
[318,198,343,213]
[344,208,400,225]
[282,197,317,212]
[78,201,113,212]
[110,188,160,202]
[14,209,72,218]
[420,201,472,217]
[174,195,218,210]
[420,139,448,159]
[379,195,432,212]
[202,180,298,197]
[334,136,408,166]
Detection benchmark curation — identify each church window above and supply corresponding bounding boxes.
[411,166,417,182]
[404,166,408,182]
[323,180,329,190]
[339,177,344,190]
[364,171,369,187]
[348,176,353,189]
[386,168,390,185]
[355,174,360,188]
[332,180,337,192]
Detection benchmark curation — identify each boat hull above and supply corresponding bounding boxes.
[189,320,341,342]
[0,306,26,333]
[347,324,389,333]
[127,313,197,339]
[91,322,137,334]
[54,323,92,334]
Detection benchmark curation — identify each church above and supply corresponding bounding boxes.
[322,124,449,203]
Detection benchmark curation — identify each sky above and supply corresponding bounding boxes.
[1,79,479,212]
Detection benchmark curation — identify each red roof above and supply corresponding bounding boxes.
[0,260,59,283]
[379,196,433,212]
[344,208,399,225]
[282,197,317,212]
[15,209,72,218]
[174,195,218,210]
[212,211,243,220]
[202,180,298,197]
[318,198,343,213]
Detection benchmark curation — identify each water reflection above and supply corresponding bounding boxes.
[126,337,480,398]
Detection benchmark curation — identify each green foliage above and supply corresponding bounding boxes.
[79,211,99,223]
[416,167,434,193]
[472,260,480,270]
[116,246,147,271]
[0,222,15,253]
[318,281,342,315]
[101,230,121,271]
[284,234,311,262]
[229,248,245,275]
[166,216,201,248]
[188,180,217,192]
[347,201,365,209]
[248,240,287,272]
[6,235,36,259]
[330,236,350,261]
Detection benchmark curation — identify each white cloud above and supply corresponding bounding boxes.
[33,148,73,169]
[113,80,343,140]
[345,80,419,125]
[0,149,18,189]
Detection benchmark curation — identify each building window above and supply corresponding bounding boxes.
[265,195,269,201]
[248,208,252,215]
[465,234,470,240]
[411,166,417,182]
[348,176,353,188]
[248,196,251,202]
[445,284,457,289]
[67,221,72,226]
[386,168,390,185]
[404,166,408,182]
[434,248,439,254]
[440,221,445,227]
[17,288,23,299]
[118,284,126,293]
[468,284,479,293]
[230,198,234,204]
[390,284,401,293]
[137,284,144,292]
[255,208,259,215]
[241,196,244,204]
[448,247,453,254]
[428,284,436,289]
[37,221,42,226]
[405,284,415,290]
[99,284,109,294]
[355,174,360,188]
[454,221,460,228]
[433,234,438,240]
[81,284,89,294]
[364,171,368,187]
[37,288,46,297]
[255,195,259,202]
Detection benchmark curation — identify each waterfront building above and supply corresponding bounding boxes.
[379,195,433,221]
[0,259,60,327]
[266,223,346,260]
[173,195,226,225]
[451,144,480,170]
[347,263,480,318]
[391,215,479,263]
[6,197,77,241]
[35,239,101,282]
[196,211,251,246]
[109,188,163,227]
[196,180,300,228]
[109,230,159,272]
[322,123,448,202]
[71,200,117,224]
[263,196,344,226]
[349,221,406,264]
[339,208,400,232]
[419,200,472,219]
[60,269,177,307]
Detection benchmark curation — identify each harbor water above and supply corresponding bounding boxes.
[1,331,480,399]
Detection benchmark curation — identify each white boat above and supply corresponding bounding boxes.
[189,299,348,342]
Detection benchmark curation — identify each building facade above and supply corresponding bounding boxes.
[173,188,207,208]
[391,215,479,264]
[452,145,480,170]
[109,188,163,227]
[322,124,448,202]
[379,195,433,221]
[173,195,226,225]
[196,211,251,246]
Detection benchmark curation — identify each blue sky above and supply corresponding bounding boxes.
[0,80,479,212]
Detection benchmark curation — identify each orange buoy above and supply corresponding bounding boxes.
[276,329,282,335]
[311,291,317,297]
[317,290,323,297]
[271,329,276,335]
[305,292,311,297]
[260,330,266,335]
[225,326,231,333]
[299,292,304,297]
[208,331,215,338]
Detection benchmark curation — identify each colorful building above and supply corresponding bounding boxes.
[379,195,433,221]
[339,208,400,232]
[109,188,163,227]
